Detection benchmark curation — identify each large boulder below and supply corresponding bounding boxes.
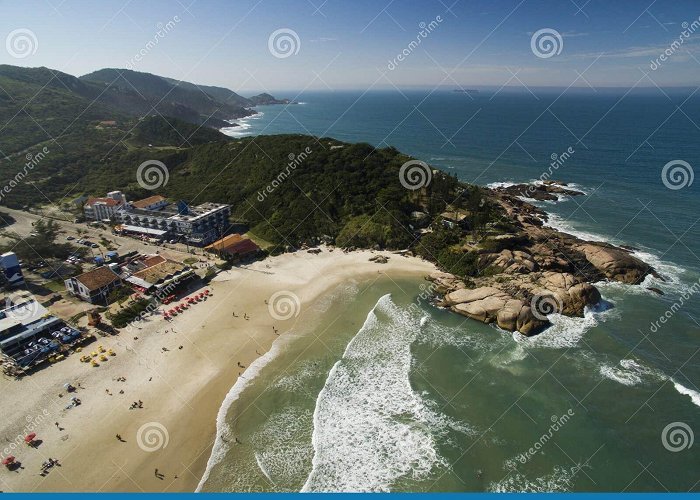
[577,243,651,284]
[446,286,547,335]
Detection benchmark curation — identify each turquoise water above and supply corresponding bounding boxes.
[204,90,699,491]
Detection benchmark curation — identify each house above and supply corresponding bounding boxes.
[64,266,122,304]
[131,195,168,211]
[205,234,261,260]
[84,191,126,221]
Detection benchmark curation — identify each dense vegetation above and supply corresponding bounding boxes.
[0,65,509,282]
[130,116,229,147]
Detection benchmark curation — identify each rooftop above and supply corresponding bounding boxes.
[131,195,167,209]
[133,259,190,285]
[205,233,244,251]
[0,300,49,334]
[206,234,260,256]
[72,266,121,291]
[86,197,122,207]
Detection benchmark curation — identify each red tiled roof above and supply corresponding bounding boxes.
[225,239,260,256]
[132,195,166,209]
[205,234,244,251]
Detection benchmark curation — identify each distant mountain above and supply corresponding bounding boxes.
[80,68,256,127]
[0,64,289,155]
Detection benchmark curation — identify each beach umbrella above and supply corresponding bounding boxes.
[24,433,36,443]
[2,456,15,465]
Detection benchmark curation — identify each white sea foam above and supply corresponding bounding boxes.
[600,357,665,386]
[543,213,690,295]
[672,380,700,408]
[302,294,468,492]
[486,181,517,189]
[251,406,315,488]
[489,465,578,492]
[599,359,700,410]
[272,359,320,393]
[195,337,285,492]
[220,111,264,138]
[511,300,616,349]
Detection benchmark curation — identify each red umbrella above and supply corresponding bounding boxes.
[24,433,36,443]
[2,456,15,465]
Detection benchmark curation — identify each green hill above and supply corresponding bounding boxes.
[0,65,289,156]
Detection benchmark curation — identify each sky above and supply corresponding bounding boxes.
[0,0,699,93]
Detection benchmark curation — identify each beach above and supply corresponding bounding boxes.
[0,248,435,492]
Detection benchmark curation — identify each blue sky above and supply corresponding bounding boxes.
[1,0,699,92]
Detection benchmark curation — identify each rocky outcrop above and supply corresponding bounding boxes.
[576,243,650,284]
[426,184,654,336]
[493,180,585,201]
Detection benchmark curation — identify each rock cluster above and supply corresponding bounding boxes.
[428,184,654,336]
[493,180,585,202]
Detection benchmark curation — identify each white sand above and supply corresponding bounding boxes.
[0,248,435,492]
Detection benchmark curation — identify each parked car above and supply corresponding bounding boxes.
[66,235,75,240]
[90,243,99,248]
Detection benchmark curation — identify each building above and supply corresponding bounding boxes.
[64,266,123,304]
[84,191,126,221]
[0,297,81,369]
[117,196,231,246]
[121,255,195,294]
[0,252,25,288]
[131,195,168,211]
[205,234,261,260]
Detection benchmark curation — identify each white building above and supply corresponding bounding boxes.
[117,197,231,245]
[84,191,126,221]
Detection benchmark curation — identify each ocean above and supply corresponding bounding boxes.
[202,90,700,492]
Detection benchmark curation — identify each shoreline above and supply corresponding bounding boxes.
[0,248,435,492]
